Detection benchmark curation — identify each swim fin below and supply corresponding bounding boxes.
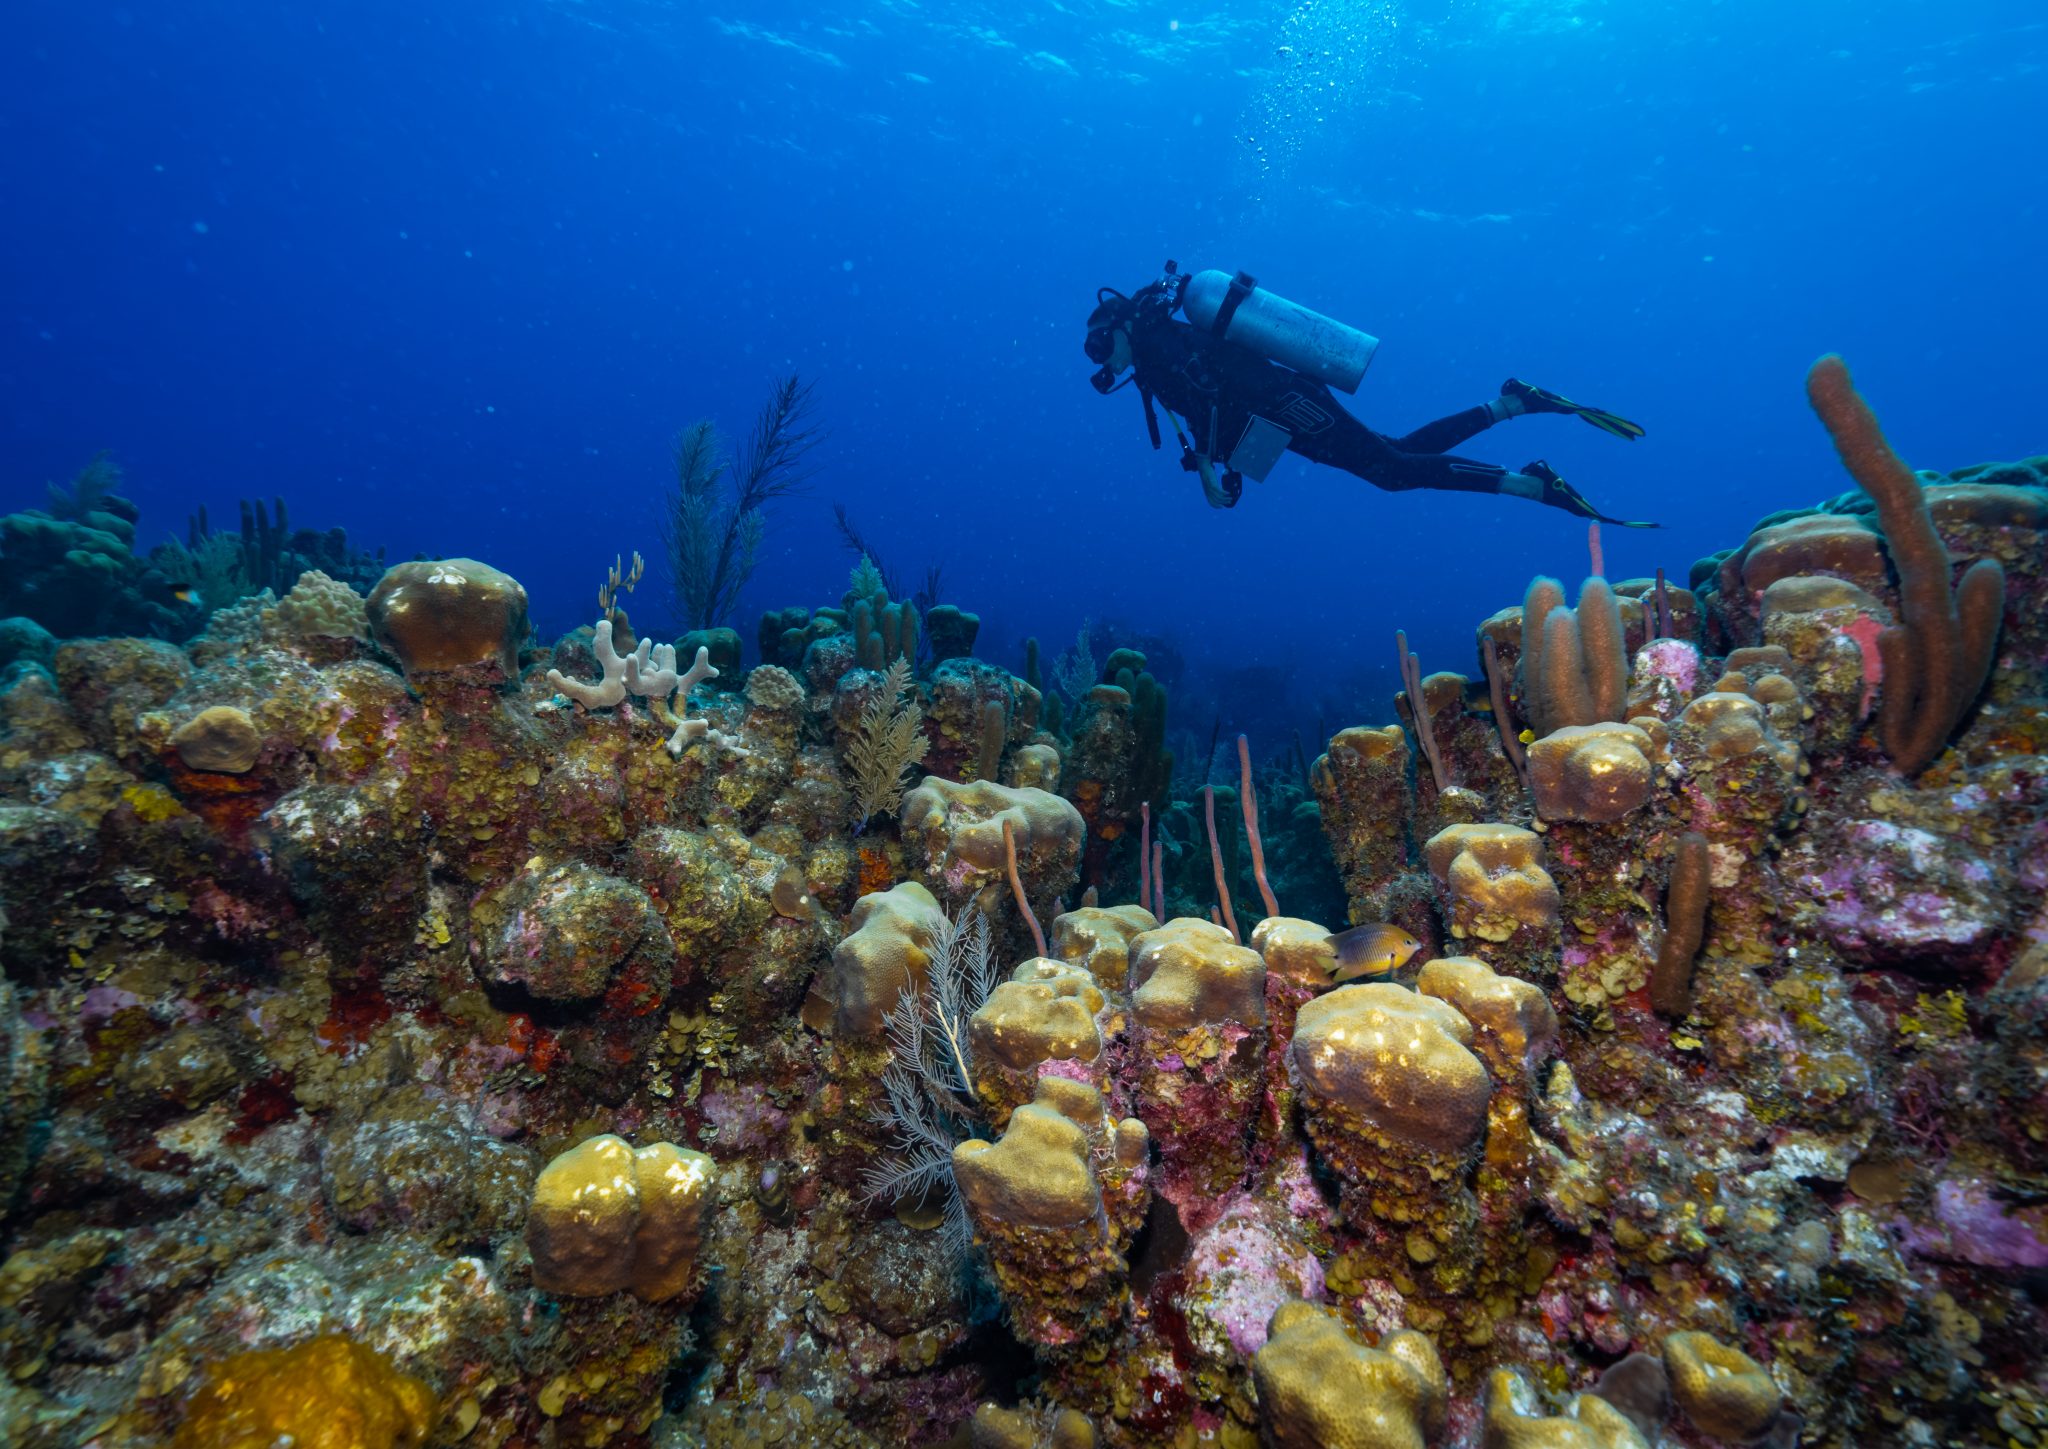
[1503,378,1646,442]
[1523,460,1659,529]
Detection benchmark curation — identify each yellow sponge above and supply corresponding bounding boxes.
[172,1335,437,1449]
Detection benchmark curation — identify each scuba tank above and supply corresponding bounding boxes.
[1179,269,1379,395]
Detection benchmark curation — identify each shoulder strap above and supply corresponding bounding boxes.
[1210,271,1257,336]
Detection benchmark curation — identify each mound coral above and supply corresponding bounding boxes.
[364,557,528,680]
[525,1134,716,1303]
[1662,1331,1782,1442]
[1251,1301,1447,1449]
[952,1077,1148,1347]
[1290,982,1491,1286]
[1482,1366,1648,1449]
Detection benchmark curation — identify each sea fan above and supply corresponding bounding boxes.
[862,904,997,1259]
[846,657,928,827]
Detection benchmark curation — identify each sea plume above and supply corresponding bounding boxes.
[847,657,928,827]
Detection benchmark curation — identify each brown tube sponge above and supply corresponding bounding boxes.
[1575,577,1630,723]
[1806,355,2005,775]
[1651,833,1710,1017]
[1523,573,1631,738]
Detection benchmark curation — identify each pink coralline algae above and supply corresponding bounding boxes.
[1783,818,2006,966]
[1178,1197,1326,1361]
[1900,1178,2048,1269]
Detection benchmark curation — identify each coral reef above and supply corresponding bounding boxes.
[0,373,2044,1449]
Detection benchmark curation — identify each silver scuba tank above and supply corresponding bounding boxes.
[1179,270,1380,394]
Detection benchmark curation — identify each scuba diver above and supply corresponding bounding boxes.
[1085,263,1655,526]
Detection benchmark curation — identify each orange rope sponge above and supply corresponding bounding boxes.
[1001,817,1047,957]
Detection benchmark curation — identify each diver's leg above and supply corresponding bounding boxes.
[1291,408,1509,494]
[1386,403,1504,455]
[1294,407,1656,521]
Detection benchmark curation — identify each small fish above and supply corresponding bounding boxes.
[172,585,198,605]
[1518,728,1537,744]
[1324,923,1422,982]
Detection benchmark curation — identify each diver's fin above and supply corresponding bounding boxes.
[1504,378,1646,442]
[1523,460,1661,529]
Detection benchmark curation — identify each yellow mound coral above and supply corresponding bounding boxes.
[970,962,1108,1125]
[971,1402,1097,1449]
[1249,915,1342,988]
[898,777,1085,880]
[1482,1367,1649,1449]
[1423,823,1561,976]
[1289,983,1492,1278]
[1526,722,1656,824]
[952,1078,1147,1345]
[170,705,263,774]
[172,1335,437,1449]
[1662,1331,1781,1442]
[1051,904,1157,992]
[525,1134,715,1303]
[1251,1300,1446,1449]
[810,881,947,1038]
[1129,917,1267,1031]
[1291,983,1489,1157]
[1416,957,1558,1088]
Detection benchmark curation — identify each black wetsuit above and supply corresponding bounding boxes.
[1126,314,1509,505]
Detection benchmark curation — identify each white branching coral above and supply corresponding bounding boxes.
[865,904,998,1258]
[546,618,734,757]
[847,657,928,825]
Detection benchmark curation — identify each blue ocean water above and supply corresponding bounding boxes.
[4,0,2043,751]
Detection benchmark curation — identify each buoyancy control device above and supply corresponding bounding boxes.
[1178,268,1379,394]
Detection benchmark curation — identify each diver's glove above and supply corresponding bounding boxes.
[1185,449,1241,508]
[1502,379,1646,442]
[1520,460,1659,528]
